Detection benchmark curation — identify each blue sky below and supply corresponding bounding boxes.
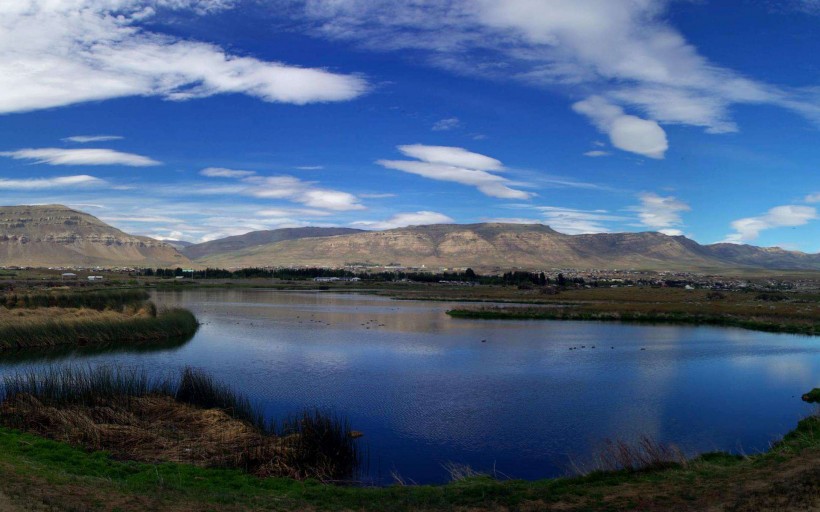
[0,0,819,251]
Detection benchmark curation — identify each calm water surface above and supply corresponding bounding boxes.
[1,288,818,483]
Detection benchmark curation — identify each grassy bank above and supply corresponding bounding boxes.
[0,409,816,510]
[447,306,820,335]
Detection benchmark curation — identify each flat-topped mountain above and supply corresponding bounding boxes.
[182,227,365,260]
[0,205,190,268]
[194,222,820,271]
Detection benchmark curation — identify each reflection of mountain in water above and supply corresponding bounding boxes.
[0,335,194,365]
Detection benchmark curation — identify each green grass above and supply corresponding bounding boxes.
[0,413,816,511]
[0,307,198,350]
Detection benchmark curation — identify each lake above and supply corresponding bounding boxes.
[1,288,818,484]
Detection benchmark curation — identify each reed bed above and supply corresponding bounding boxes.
[0,307,198,350]
[0,289,150,311]
[0,366,362,482]
[448,306,820,335]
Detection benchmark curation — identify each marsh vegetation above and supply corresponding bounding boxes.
[0,366,363,482]
[0,289,197,349]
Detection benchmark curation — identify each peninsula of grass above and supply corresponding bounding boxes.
[0,391,816,511]
[0,289,198,350]
[446,289,820,336]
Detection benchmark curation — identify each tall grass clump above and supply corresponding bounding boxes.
[1,365,154,407]
[277,410,363,481]
[175,367,265,431]
[0,365,363,482]
[588,435,687,473]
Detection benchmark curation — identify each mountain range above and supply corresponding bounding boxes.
[1,205,819,272]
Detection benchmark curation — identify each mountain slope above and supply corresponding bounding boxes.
[182,227,365,260]
[0,205,191,268]
[196,223,786,271]
[702,243,820,270]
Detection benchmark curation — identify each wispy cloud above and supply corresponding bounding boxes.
[583,150,610,158]
[291,0,820,156]
[0,148,160,166]
[377,144,532,199]
[805,193,820,203]
[536,206,627,234]
[295,165,325,170]
[432,117,460,131]
[631,193,690,235]
[723,205,818,243]
[62,135,124,143]
[200,167,256,178]
[359,193,396,198]
[0,175,105,190]
[0,1,368,115]
[198,168,365,211]
[352,211,454,229]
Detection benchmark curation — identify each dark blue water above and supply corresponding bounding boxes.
[1,288,817,484]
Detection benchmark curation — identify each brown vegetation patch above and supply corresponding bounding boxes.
[0,393,306,478]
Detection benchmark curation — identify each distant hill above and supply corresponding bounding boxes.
[0,205,191,268]
[194,222,820,271]
[161,240,194,251]
[182,227,365,260]
[701,243,820,270]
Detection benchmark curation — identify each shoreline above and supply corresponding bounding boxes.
[0,410,816,510]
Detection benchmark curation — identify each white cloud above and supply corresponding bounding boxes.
[200,167,256,178]
[377,144,532,199]
[352,211,454,229]
[0,148,160,166]
[257,208,332,217]
[292,1,820,154]
[0,1,367,115]
[295,165,325,170]
[197,173,365,211]
[573,96,668,159]
[537,206,626,234]
[583,150,610,158]
[397,144,503,170]
[631,193,690,231]
[805,193,820,203]
[63,135,124,143]
[724,205,818,243]
[0,175,105,190]
[432,117,460,131]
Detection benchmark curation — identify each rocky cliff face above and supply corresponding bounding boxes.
[0,205,191,267]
